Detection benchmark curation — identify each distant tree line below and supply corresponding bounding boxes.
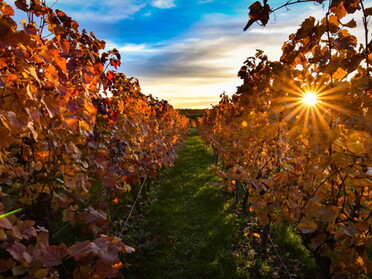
[178,109,206,121]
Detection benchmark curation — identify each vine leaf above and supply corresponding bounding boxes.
[295,16,316,40]
[331,0,347,19]
[41,244,68,267]
[243,0,271,31]
[365,7,372,16]
[0,2,14,16]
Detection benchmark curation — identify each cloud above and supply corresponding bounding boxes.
[52,0,147,22]
[109,13,303,108]
[114,10,330,108]
[151,0,175,9]
[53,0,176,22]
[117,43,158,53]
[120,13,299,77]
[77,3,357,108]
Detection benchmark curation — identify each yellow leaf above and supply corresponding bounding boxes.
[79,120,92,135]
[332,67,347,80]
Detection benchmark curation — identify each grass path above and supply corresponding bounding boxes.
[124,129,244,279]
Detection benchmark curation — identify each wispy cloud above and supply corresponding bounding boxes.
[151,0,176,9]
[53,0,177,22]
[52,0,146,22]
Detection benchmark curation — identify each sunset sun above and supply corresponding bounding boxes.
[302,92,318,106]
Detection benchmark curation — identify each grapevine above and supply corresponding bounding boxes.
[0,1,189,278]
[199,0,371,277]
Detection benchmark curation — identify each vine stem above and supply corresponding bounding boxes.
[325,11,334,87]
[360,0,370,83]
[118,172,149,238]
[270,0,320,15]
[269,235,293,279]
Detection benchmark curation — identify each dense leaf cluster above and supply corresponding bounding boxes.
[200,0,371,277]
[0,1,189,278]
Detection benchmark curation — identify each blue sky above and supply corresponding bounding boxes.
[11,0,364,108]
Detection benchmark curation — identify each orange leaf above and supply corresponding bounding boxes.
[61,39,70,54]
[252,233,261,238]
[1,3,15,16]
[332,1,347,19]
[332,67,347,80]
[0,126,13,148]
[298,217,317,233]
[29,54,43,64]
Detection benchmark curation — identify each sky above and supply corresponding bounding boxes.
[9,0,368,108]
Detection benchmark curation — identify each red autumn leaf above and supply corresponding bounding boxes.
[24,23,38,35]
[79,207,107,224]
[12,220,37,240]
[15,0,29,12]
[41,244,68,267]
[93,238,120,264]
[7,111,26,130]
[6,243,32,263]
[110,59,121,70]
[104,174,117,188]
[92,236,125,264]
[112,48,121,61]
[94,259,121,278]
[69,241,93,261]
[0,216,13,229]
[107,70,116,81]
[56,9,67,18]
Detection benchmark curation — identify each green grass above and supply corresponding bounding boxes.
[122,129,245,279]
[121,130,316,279]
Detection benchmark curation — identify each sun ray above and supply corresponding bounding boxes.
[322,102,351,115]
[303,107,311,130]
[314,108,333,138]
[284,103,306,121]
